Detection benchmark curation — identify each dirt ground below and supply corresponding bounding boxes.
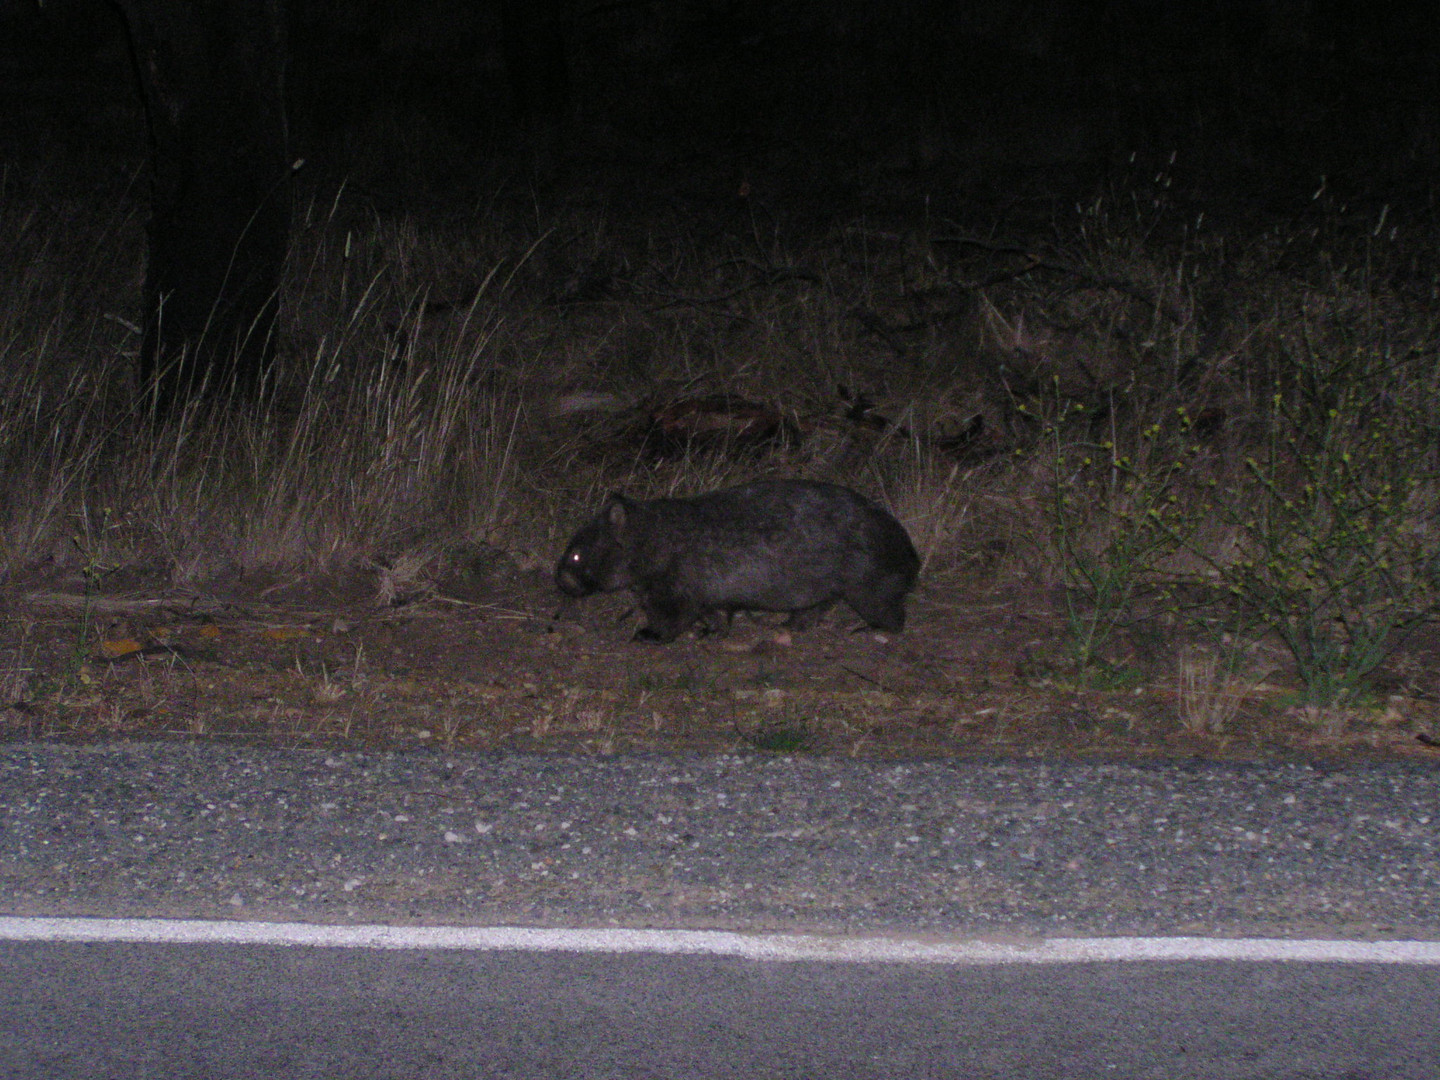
[6,556,1440,764]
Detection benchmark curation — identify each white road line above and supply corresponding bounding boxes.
[1,917,1439,964]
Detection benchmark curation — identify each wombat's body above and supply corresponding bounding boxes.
[556,480,919,642]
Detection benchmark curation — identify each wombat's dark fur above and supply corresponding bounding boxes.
[556,480,919,642]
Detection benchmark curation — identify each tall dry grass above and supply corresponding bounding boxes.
[0,180,547,584]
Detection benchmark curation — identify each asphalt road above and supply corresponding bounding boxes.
[3,938,1438,1079]
[2,742,1438,1078]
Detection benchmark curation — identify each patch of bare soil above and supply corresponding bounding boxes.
[4,564,1440,763]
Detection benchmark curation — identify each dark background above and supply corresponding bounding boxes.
[5,0,1438,198]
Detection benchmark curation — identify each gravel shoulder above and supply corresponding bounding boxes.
[3,742,1437,938]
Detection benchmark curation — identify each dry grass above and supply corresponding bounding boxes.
[1175,642,1276,735]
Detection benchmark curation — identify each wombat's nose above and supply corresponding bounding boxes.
[555,561,591,597]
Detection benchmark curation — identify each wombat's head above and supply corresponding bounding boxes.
[555,494,636,597]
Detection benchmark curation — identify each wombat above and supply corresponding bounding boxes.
[555,479,920,642]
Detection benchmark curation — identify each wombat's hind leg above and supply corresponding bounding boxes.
[784,599,836,630]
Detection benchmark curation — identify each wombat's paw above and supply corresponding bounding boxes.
[850,597,907,632]
[695,610,732,638]
[867,613,905,633]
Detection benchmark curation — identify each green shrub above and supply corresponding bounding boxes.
[1199,316,1440,704]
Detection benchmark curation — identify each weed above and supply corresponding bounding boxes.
[1176,640,1268,734]
[69,506,118,673]
[1191,318,1440,705]
[737,714,811,753]
[0,617,37,711]
[1039,389,1198,675]
[886,437,976,578]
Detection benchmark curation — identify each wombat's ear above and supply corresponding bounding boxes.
[603,494,629,529]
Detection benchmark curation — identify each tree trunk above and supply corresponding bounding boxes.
[117,0,290,410]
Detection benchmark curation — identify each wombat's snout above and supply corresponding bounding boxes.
[554,549,595,597]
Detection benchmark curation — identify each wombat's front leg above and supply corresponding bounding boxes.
[696,608,733,636]
[634,591,701,643]
[784,599,836,630]
[847,593,907,632]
